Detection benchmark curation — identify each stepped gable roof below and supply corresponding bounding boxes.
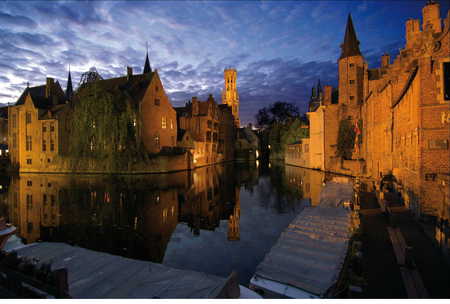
[340,14,362,59]
[15,82,66,109]
[76,72,154,106]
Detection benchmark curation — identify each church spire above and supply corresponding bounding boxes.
[340,14,361,59]
[66,66,73,100]
[143,42,152,74]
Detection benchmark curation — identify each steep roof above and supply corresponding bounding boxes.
[143,52,152,74]
[15,82,66,109]
[340,14,362,59]
[66,70,73,99]
[76,72,154,106]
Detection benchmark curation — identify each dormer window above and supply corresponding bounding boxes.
[155,98,160,106]
[349,63,354,68]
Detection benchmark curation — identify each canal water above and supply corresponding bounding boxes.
[0,162,325,285]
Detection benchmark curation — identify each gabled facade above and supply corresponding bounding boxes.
[8,53,178,172]
[176,95,234,167]
[8,78,68,171]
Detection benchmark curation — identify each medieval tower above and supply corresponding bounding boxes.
[338,14,367,121]
[222,68,240,127]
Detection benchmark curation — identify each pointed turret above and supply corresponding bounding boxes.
[317,79,322,98]
[66,68,73,100]
[340,14,361,59]
[311,86,316,100]
[143,51,152,74]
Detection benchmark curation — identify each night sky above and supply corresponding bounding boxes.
[0,0,448,124]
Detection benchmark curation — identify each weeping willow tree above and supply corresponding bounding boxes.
[65,84,149,171]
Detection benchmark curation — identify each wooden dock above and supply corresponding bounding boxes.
[12,242,239,298]
[387,227,428,298]
[250,181,354,298]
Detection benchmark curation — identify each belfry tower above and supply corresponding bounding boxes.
[222,68,240,127]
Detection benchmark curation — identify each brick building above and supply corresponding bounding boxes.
[8,52,178,171]
[285,139,310,168]
[362,1,450,217]
[8,78,69,171]
[176,94,235,167]
[306,1,450,219]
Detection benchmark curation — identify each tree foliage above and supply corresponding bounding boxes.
[255,101,300,128]
[64,85,149,170]
[337,118,356,159]
[266,117,309,159]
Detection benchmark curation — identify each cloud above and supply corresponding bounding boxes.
[0,11,37,28]
[0,0,432,125]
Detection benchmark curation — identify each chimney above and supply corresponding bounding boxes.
[127,66,133,80]
[381,53,390,68]
[323,85,333,105]
[422,1,441,33]
[405,19,421,49]
[45,77,54,98]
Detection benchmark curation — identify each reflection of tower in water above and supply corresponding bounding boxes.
[227,188,240,241]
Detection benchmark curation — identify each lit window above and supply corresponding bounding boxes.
[154,135,160,148]
[133,118,136,127]
[170,119,173,129]
[26,136,32,151]
[162,116,167,129]
[162,208,168,223]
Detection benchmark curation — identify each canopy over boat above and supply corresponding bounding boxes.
[251,181,353,298]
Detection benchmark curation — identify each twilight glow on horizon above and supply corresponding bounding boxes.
[1,0,448,124]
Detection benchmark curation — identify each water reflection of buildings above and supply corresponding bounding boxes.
[178,165,240,240]
[285,166,324,206]
[6,165,242,262]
